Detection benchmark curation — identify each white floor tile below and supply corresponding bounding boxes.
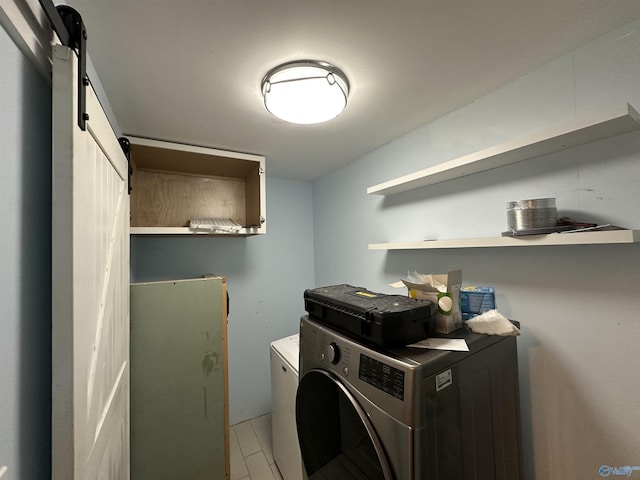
[245,451,276,480]
[232,412,301,480]
[251,414,274,464]
[270,462,284,480]
[229,426,249,480]
[234,419,263,457]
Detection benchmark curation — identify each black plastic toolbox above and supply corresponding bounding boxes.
[303,284,436,347]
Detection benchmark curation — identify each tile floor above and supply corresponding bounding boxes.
[230,413,284,480]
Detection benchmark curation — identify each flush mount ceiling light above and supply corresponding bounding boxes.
[261,60,350,125]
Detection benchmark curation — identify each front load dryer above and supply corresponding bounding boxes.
[270,334,303,480]
[296,315,523,480]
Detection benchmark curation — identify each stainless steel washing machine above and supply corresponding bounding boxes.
[296,315,523,480]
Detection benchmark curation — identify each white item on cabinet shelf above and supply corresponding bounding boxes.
[189,217,242,233]
[367,103,640,195]
[368,229,640,250]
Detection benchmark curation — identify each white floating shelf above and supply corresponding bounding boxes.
[368,230,640,250]
[367,103,640,195]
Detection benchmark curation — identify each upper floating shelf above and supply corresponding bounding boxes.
[367,103,640,196]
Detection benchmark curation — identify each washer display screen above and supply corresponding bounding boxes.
[358,354,404,400]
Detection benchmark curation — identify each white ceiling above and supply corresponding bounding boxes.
[65,0,640,181]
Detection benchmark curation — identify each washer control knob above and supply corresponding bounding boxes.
[326,342,340,364]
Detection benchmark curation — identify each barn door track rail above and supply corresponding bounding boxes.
[39,1,87,131]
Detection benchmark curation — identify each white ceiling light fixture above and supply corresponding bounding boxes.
[261,60,350,125]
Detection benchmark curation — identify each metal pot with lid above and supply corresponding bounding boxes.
[506,198,557,232]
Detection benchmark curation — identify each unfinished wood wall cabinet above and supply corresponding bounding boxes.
[129,136,266,235]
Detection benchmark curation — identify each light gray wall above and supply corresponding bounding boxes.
[312,19,640,480]
[0,26,52,480]
[131,176,315,424]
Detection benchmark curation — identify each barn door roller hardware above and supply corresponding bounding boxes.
[39,1,88,131]
[118,137,133,195]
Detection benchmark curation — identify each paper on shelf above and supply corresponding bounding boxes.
[406,338,469,351]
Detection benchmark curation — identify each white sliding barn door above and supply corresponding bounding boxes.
[52,44,130,479]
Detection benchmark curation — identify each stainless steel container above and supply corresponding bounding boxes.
[506,198,557,231]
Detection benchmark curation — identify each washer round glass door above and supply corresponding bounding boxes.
[296,369,393,480]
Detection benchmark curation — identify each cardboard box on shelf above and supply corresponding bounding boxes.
[393,268,463,334]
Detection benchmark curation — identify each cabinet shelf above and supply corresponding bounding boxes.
[369,230,640,250]
[130,226,263,236]
[367,103,640,195]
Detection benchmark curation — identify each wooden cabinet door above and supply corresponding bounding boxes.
[130,277,229,480]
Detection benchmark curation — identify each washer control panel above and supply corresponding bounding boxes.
[301,315,410,402]
[358,354,405,401]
